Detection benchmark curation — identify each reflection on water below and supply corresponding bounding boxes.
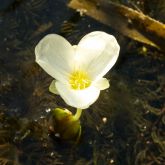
[0,0,164,164]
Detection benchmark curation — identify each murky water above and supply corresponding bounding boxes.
[0,0,164,165]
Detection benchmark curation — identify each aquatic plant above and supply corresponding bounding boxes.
[35,31,120,140]
[35,31,120,109]
[35,31,119,112]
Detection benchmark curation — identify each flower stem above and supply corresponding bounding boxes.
[74,108,82,120]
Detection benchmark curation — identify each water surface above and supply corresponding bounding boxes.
[0,0,164,165]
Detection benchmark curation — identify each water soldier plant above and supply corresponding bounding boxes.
[35,31,120,141]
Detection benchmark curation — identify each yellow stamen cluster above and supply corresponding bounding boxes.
[69,71,91,90]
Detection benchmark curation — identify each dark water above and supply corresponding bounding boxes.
[0,0,164,165]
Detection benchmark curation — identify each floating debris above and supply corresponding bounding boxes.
[68,0,165,52]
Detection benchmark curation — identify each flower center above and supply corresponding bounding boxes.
[69,71,91,90]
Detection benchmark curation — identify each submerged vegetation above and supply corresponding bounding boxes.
[0,0,164,164]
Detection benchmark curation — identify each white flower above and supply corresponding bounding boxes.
[35,31,120,109]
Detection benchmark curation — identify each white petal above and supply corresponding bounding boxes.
[75,31,120,81]
[93,78,110,90]
[55,82,100,109]
[35,34,75,83]
[49,80,59,95]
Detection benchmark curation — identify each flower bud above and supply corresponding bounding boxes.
[48,108,81,142]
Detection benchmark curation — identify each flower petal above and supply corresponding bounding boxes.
[35,34,75,83]
[93,78,110,90]
[49,80,59,95]
[55,82,100,109]
[76,31,120,81]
